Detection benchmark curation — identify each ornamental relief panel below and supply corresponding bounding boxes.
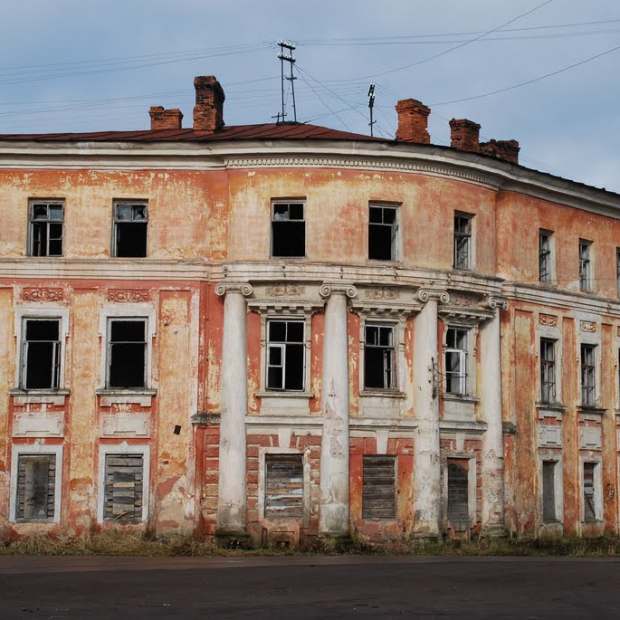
[21,287,64,303]
[107,289,151,303]
[265,284,305,297]
[539,313,558,327]
[364,287,400,300]
[580,320,597,333]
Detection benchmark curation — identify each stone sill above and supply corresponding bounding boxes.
[442,394,479,404]
[536,402,566,412]
[10,388,70,405]
[255,390,314,400]
[577,406,606,416]
[359,390,406,399]
[96,388,156,406]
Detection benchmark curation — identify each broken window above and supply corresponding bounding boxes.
[453,212,473,270]
[264,454,304,519]
[579,239,592,292]
[447,458,469,529]
[266,320,305,391]
[113,202,148,258]
[362,456,396,520]
[539,230,553,283]
[21,318,61,390]
[271,201,305,257]
[29,201,64,257]
[15,454,56,522]
[580,343,596,407]
[540,338,557,403]
[369,204,398,261]
[583,462,597,522]
[445,326,468,396]
[103,453,145,523]
[364,324,396,390]
[107,318,147,389]
[542,460,557,523]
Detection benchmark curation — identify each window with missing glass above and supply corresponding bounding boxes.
[106,318,147,389]
[113,202,148,258]
[453,212,473,270]
[542,460,557,523]
[616,248,620,297]
[363,324,396,390]
[539,230,553,283]
[580,343,596,407]
[271,201,305,257]
[579,239,592,292]
[29,201,64,257]
[540,338,557,403]
[445,326,468,396]
[583,462,597,522]
[21,318,61,390]
[266,320,305,391]
[368,204,398,261]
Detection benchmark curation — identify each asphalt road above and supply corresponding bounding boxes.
[0,555,619,618]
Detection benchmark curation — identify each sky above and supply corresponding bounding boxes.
[0,0,619,192]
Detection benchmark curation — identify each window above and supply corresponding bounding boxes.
[453,212,473,270]
[447,459,469,528]
[540,338,557,403]
[369,204,398,261]
[580,343,596,407]
[103,453,145,523]
[445,327,468,396]
[266,320,304,391]
[364,324,396,390]
[264,454,304,519]
[579,239,592,292]
[616,248,620,297]
[271,201,305,257]
[15,454,56,522]
[29,201,63,257]
[113,202,148,258]
[21,318,61,390]
[362,456,396,520]
[542,461,557,523]
[539,230,553,283]
[106,318,147,389]
[583,462,597,522]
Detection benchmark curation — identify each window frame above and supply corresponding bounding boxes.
[111,200,149,258]
[580,343,597,407]
[538,229,554,284]
[363,321,397,391]
[581,460,602,523]
[270,199,306,259]
[453,212,474,271]
[105,317,149,390]
[579,238,592,292]
[539,337,557,404]
[368,203,399,262]
[20,317,62,391]
[444,325,470,397]
[27,199,64,258]
[265,318,306,392]
[616,247,620,298]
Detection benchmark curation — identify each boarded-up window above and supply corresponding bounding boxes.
[447,459,469,528]
[264,454,304,519]
[542,460,557,522]
[103,454,144,523]
[583,462,597,522]
[362,456,396,520]
[15,454,56,522]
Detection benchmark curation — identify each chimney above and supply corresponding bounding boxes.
[149,106,183,130]
[480,139,520,164]
[193,75,225,133]
[395,98,430,144]
[449,118,480,153]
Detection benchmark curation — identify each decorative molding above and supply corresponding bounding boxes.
[417,288,450,304]
[580,320,597,333]
[365,287,400,300]
[580,425,602,450]
[102,412,149,437]
[538,424,562,448]
[486,295,508,311]
[13,412,64,437]
[319,282,357,299]
[539,313,558,327]
[192,412,221,426]
[265,284,305,297]
[107,288,150,303]
[21,287,64,302]
[215,282,253,297]
[248,301,322,314]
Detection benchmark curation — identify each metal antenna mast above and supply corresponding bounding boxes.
[277,40,298,123]
[368,84,376,136]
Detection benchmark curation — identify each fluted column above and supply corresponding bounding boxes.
[480,296,507,535]
[319,283,356,536]
[412,289,447,538]
[214,282,253,534]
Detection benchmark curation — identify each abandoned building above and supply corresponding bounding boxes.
[0,74,619,546]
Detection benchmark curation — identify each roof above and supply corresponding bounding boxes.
[0,122,387,143]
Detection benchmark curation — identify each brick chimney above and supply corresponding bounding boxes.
[480,139,520,164]
[193,76,225,133]
[149,106,183,130]
[449,118,480,153]
[395,98,430,144]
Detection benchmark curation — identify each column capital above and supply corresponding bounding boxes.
[319,282,357,300]
[486,295,508,312]
[416,288,450,305]
[215,282,254,297]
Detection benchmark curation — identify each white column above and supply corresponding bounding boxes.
[412,289,444,538]
[215,282,252,534]
[480,298,506,534]
[319,283,355,536]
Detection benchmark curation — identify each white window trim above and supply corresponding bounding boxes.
[580,456,603,523]
[537,453,564,527]
[9,443,63,523]
[443,323,476,399]
[257,447,310,527]
[578,330,601,408]
[99,303,156,391]
[14,305,70,390]
[368,202,401,263]
[441,451,477,529]
[453,211,476,271]
[97,442,150,524]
